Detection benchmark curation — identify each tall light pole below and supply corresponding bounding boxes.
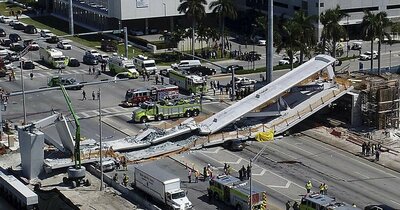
[20,61,26,124]
[249,143,269,209]
[124,27,128,58]
[98,88,104,191]
[69,0,74,35]
[163,3,166,17]
[266,0,273,84]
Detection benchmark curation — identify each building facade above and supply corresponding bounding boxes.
[235,0,400,39]
[41,0,213,33]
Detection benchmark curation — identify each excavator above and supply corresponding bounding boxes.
[59,85,90,188]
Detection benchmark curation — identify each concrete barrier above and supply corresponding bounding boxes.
[86,165,161,210]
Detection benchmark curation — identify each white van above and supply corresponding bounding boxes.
[171,60,201,70]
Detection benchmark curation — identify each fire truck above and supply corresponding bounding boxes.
[132,97,201,123]
[123,85,179,107]
[208,175,267,210]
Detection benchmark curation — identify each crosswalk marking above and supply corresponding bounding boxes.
[0,69,88,81]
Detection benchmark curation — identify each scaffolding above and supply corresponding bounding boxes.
[361,79,400,129]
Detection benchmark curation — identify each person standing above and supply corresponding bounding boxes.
[305,181,312,193]
[286,201,291,210]
[92,91,95,100]
[89,66,92,75]
[319,184,324,194]
[323,183,328,195]
[241,165,246,180]
[194,170,199,183]
[293,201,299,210]
[188,169,192,183]
[246,164,251,179]
[375,150,380,161]
[113,173,118,182]
[82,90,86,100]
[30,72,33,80]
[239,168,243,180]
[161,76,164,85]
[203,166,207,181]
[362,142,366,156]
[122,173,129,187]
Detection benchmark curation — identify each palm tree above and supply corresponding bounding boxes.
[209,0,237,58]
[292,11,318,64]
[320,5,348,71]
[362,11,391,74]
[178,0,207,57]
[275,20,302,70]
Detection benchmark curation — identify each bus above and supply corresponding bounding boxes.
[169,70,206,95]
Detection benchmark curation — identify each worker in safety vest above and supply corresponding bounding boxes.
[319,184,324,194]
[123,173,129,187]
[323,183,328,195]
[305,181,312,193]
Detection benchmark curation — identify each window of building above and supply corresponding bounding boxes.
[294,6,300,11]
[341,6,379,13]
[387,4,400,9]
[320,3,324,7]
[274,1,288,8]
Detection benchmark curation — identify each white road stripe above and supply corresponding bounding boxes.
[353,171,369,179]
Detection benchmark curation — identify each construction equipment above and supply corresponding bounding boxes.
[60,85,90,188]
[208,175,267,210]
[123,85,179,107]
[132,98,201,123]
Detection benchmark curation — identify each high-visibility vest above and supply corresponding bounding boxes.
[306,183,312,189]
[319,185,324,191]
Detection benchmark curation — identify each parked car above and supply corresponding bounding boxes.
[97,54,109,63]
[23,40,39,51]
[160,68,172,77]
[100,39,117,52]
[232,76,257,86]
[8,20,20,26]
[22,60,35,69]
[9,33,21,43]
[222,139,244,151]
[188,66,217,76]
[223,65,244,73]
[10,43,24,52]
[95,158,118,172]
[279,56,298,65]
[85,49,100,57]
[68,57,80,67]
[83,54,98,65]
[48,76,84,90]
[0,38,12,47]
[24,25,37,34]
[46,36,60,44]
[129,29,144,36]
[5,52,19,62]
[40,29,55,38]
[351,41,362,50]
[0,17,12,24]
[0,28,6,37]
[359,51,378,61]
[257,39,266,46]
[57,40,72,50]
[13,23,26,30]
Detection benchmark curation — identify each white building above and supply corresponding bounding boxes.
[40,0,213,33]
[234,0,400,39]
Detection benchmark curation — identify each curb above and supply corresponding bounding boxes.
[300,130,400,174]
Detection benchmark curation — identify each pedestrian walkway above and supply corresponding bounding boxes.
[76,106,136,119]
[0,69,89,81]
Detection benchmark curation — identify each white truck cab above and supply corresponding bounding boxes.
[133,55,157,75]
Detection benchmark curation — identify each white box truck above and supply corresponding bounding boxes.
[134,164,193,210]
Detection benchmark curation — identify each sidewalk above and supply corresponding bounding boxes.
[301,127,400,173]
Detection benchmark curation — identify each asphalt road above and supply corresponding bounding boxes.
[172,135,400,209]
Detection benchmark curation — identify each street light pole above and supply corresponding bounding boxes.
[231,67,235,101]
[390,50,392,71]
[124,27,128,58]
[20,61,26,124]
[98,88,104,191]
[266,0,273,84]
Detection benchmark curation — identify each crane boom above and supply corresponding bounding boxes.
[60,85,81,168]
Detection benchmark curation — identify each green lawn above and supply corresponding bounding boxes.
[0,2,25,16]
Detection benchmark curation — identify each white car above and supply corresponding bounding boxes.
[258,39,266,46]
[97,54,109,63]
[40,29,55,38]
[234,77,257,86]
[279,56,298,65]
[85,49,100,57]
[359,51,378,61]
[57,40,72,50]
[0,16,12,24]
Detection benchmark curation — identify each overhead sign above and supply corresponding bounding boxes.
[136,0,149,8]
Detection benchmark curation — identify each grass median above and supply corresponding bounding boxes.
[0,2,25,16]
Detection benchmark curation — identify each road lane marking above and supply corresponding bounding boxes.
[353,171,370,179]
[312,178,322,184]
[390,200,400,206]
[299,136,400,179]
[280,140,313,155]
[265,144,297,159]
[267,181,292,189]
[199,147,222,154]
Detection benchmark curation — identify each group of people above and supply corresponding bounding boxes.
[238,165,251,181]
[187,168,200,183]
[361,141,381,161]
[113,173,129,187]
[81,89,100,101]
[286,201,300,210]
[305,180,328,195]
[88,66,101,76]
[154,73,164,85]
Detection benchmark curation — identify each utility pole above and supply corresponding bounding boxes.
[69,0,74,35]
[20,61,26,124]
[266,0,273,84]
[231,67,235,101]
[124,27,128,58]
[98,88,103,191]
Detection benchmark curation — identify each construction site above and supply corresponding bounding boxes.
[1,54,400,210]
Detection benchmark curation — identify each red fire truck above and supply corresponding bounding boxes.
[123,85,179,107]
